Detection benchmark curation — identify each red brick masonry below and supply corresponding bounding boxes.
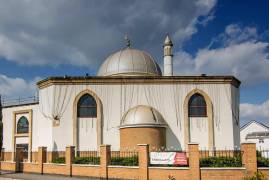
[0,142,268,180]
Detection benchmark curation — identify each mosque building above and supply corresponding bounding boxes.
[0,35,241,161]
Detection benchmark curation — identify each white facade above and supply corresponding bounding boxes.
[240,120,269,150]
[2,81,240,152]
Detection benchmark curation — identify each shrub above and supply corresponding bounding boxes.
[244,171,267,180]
[111,156,138,166]
[73,157,100,165]
[200,156,242,167]
[52,157,65,164]
[257,150,269,167]
[257,157,269,167]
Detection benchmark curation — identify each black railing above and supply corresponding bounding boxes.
[75,150,100,165]
[47,151,66,164]
[110,151,138,166]
[2,96,39,107]
[199,149,243,167]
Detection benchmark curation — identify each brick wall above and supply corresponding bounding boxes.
[258,168,269,177]
[120,127,166,151]
[149,167,190,180]
[0,161,16,171]
[201,168,246,180]
[1,143,269,180]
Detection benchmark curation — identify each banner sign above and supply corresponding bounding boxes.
[150,152,188,165]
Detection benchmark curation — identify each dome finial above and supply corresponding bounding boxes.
[124,34,131,48]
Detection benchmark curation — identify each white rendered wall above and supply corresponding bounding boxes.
[2,103,52,152]
[240,121,269,151]
[189,117,208,149]
[78,117,98,150]
[16,137,28,144]
[38,82,240,151]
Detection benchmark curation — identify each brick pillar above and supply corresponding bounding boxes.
[38,147,47,174]
[65,146,75,176]
[138,144,149,180]
[188,143,200,180]
[100,145,111,179]
[15,147,24,172]
[241,142,257,176]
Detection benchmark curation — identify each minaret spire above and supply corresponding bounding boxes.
[163,34,173,76]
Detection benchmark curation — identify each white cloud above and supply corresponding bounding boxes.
[0,75,39,99]
[0,0,217,69]
[240,100,269,125]
[174,24,269,85]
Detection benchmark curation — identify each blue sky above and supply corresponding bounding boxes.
[0,0,268,125]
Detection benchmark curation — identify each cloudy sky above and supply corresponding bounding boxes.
[0,0,268,126]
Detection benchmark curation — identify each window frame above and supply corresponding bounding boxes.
[188,93,207,117]
[77,94,97,118]
[17,116,29,134]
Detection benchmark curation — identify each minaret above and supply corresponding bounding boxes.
[163,34,173,76]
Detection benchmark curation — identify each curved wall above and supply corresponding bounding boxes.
[120,127,166,150]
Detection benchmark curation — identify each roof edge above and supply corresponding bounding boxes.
[37,75,241,89]
[241,120,269,131]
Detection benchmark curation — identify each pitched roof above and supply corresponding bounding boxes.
[241,120,269,131]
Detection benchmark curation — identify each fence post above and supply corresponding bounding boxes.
[188,143,200,180]
[38,147,47,174]
[100,144,111,179]
[65,146,75,176]
[241,142,257,176]
[15,147,24,172]
[138,144,149,180]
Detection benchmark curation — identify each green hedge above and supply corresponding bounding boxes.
[257,151,269,167]
[73,157,100,165]
[111,156,138,166]
[52,157,100,165]
[200,156,242,167]
[52,157,65,164]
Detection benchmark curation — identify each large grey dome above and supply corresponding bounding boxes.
[120,105,166,128]
[97,48,162,76]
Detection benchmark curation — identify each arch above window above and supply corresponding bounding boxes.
[77,94,97,118]
[188,93,207,117]
[17,116,29,134]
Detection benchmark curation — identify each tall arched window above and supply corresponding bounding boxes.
[17,116,29,134]
[188,93,207,117]
[77,94,97,118]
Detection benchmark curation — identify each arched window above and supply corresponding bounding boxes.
[17,116,29,134]
[188,93,207,117]
[77,94,97,118]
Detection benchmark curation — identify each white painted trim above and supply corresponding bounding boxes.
[72,164,100,167]
[200,167,246,170]
[258,167,269,170]
[107,165,139,169]
[43,163,66,166]
[0,161,15,163]
[22,162,38,165]
[149,166,190,170]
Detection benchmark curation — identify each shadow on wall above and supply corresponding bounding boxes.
[166,126,182,150]
[53,141,58,152]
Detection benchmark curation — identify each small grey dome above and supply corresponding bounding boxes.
[120,105,166,128]
[97,48,162,76]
